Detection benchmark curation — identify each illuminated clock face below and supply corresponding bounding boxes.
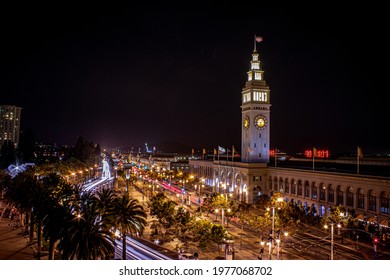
[254,115,267,129]
[243,116,249,129]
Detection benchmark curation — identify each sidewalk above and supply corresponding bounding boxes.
[0,215,37,260]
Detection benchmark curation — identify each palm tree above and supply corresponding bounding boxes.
[95,188,116,223]
[58,190,115,260]
[110,193,147,260]
[5,170,38,243]
[39,176,77,260]
[0,170,11,199]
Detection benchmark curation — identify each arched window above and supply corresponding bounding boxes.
[291,180,296,195]
[274,177,278,191]
[368,190,376,211]
[337,185,343,206]
[358,188,364,209]
[311,183,317,199]
[304,181,310,198]
[346,187,354,207]
[319,184,325,201]
[268,176,272,191]
[285,179,290,194]
[380,192,389,214]
[328,185,334,203]
[297,180,303,196]
[279,177,284,192]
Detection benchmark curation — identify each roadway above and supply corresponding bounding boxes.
[129,177,390,260]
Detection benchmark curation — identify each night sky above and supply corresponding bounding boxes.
[1,6,388,155]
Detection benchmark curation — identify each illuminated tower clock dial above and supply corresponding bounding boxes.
[254,115,267,129]
[243,116,250,129]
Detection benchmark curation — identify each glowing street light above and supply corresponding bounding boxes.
[125,171,130,192]
[324,223,341,260]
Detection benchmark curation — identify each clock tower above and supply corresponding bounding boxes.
[241,44,271,163]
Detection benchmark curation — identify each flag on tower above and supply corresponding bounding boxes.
[255,35,263,42]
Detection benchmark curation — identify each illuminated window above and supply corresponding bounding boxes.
[255,73,261,80]
[380,192,389,214]
[248,73,252,81]
[253,91,267,102]
[251,62,259,70]
[253,54,259,60]
[243,93,251,103]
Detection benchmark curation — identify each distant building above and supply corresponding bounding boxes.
[0,105,22,149]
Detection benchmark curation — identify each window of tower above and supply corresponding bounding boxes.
[251,62,259,70]
[253,54,258,60]
[255,72,261,80]
[253,91,267,102]
[243,93,251,103]
[248,73,252,81]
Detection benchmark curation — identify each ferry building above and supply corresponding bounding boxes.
[189,41,390,228]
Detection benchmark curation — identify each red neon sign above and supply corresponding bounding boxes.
[304,149,330,158]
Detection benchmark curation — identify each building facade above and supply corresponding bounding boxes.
[188,42,390,227]
[0,105,22,149]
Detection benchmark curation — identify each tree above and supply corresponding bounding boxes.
[5,170,39,244]
[148,193,176,227]
[39,174,76,260]
[58,197,115,260]
[0,170,11,199]
[210,224,228,254]
[109,193,147,260]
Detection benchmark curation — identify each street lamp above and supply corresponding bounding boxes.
[259,240,265,260]
[215,207,231,227]
[324,223,341,260]
[125,171,130,192]
[266,197,283,243]
[275,238,280,259]
[267,238,272,260]
[181,188,185,206]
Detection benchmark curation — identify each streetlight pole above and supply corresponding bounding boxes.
[267,239,272,260]
[126,171,130,192]
[271,207,275,240]
[265,197,283,260]
[324,223,340,260]
[276,238,280,260]
[259,240,265,260]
